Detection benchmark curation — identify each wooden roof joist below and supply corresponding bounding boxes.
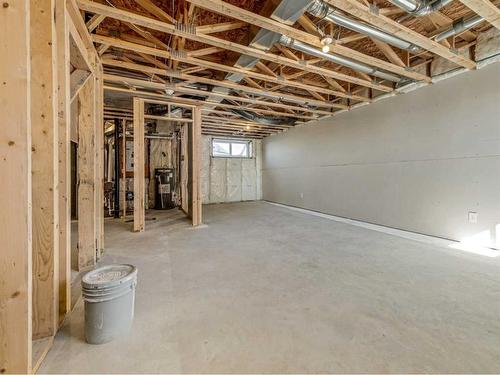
[103,75,317,120]
[202,124,280,134]
[324,0,476,69]
[201,130,266,139]
[77,0,396,91]
[102,59,347,112]
[202,119,289,130]
[184,0,432,82]
[202,117,292,128]
[95,35,369,102]
[459,0,500,30]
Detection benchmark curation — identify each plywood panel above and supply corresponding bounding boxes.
[0,0,32,372]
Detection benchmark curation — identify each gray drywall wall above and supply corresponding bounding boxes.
[201,136,262,203]
[263,62,500,249]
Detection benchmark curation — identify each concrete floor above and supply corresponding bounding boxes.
[40,201,500,373]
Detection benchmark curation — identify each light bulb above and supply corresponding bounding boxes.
[322,44,330,53]
[321,36,333,46]
[245,125,250,130]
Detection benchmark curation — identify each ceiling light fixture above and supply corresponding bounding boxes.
[320,35,333,53]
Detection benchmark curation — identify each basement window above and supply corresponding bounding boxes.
[212,139,252,158]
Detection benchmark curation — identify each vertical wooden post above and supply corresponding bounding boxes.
[95,67,104,257]
[121,119,127,217]
[78,77,97,269]
[55,0,71,321]
[180,123,189,215]
[31,0,60,339]
[133,98,145,232]
[0,0,32,372]
[192,107,202,226]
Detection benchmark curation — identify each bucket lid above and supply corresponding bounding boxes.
[82,264,137,290]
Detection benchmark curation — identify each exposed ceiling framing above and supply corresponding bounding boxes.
[76,0,499,138]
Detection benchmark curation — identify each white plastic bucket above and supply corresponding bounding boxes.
[82,264,138,344]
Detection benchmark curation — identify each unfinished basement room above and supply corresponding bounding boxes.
[2,0,500,373]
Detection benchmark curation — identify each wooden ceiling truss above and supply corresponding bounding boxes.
[76,0,498,138]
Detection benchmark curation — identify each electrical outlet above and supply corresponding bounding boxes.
[468,211,478,224]
[300,192,304,199]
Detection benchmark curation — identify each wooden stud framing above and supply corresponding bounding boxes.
[132,97,202,229]
[191,107,202,226]
[56,0,72,321]
[77,77,97,270]
[0,0,32,372]
[30,0,60,340]
[121,119,127,217]
[133,98,145,232]
[95,66,105,257]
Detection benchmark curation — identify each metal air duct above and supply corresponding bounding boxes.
[279,35,403,83]
[388,0,454,16]
[307,0,420,52]
[434,15,484,41]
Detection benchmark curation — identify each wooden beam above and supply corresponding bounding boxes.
[459,0,500,30]
[86,14,105,32]
[370,38,406,68]
[77,0,393,90]
[196,21,246,34]
[191,107,202,226]
[255,61,278,77]
[0,0,32,372]
[78,78,97,270]
[31,0,59,340]
[325,0,476,69]
[97,43,110,55]
[296,14,321,36]
[66,0,98,65]
[186,46,224,57]
[133,98,145,232]
[70,68,92,101]
[68,15,93,72]
[95,34,369,101]
[102,59,343,112]
[105,73,320,119]
[55,0,71,321]
[182,0,431,82]
[95,66,105,257]
[126,22,169,50]
[121,120,127,218]
[133,0,176,24]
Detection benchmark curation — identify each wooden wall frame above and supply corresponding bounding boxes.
[0,0,33,372]
[132,98,202,232]
[1,0,104,371]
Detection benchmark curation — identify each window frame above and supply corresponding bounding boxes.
[211,138,253,159]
